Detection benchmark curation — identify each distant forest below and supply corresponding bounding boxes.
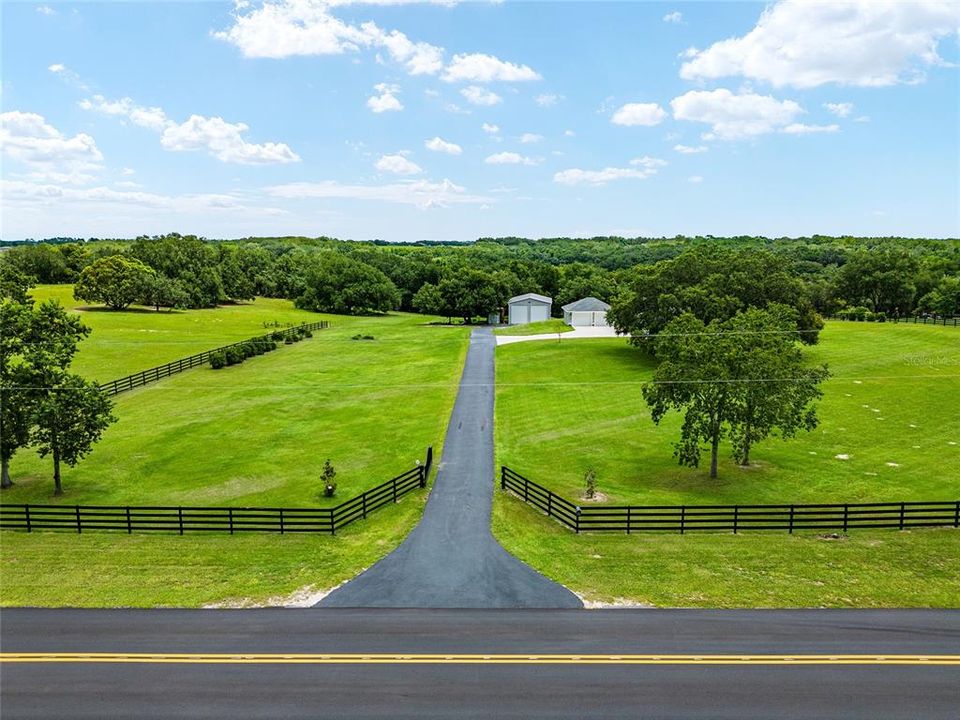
[2,234,959,320]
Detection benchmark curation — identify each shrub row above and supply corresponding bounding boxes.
[210,325,312,370]
[833,306,887,322]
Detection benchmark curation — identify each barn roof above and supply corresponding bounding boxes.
[562,296,611,312]
[508,293,552,305]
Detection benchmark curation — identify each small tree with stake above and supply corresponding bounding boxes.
[321,459,337,498]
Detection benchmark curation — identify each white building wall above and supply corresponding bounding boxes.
[508,299,551,325]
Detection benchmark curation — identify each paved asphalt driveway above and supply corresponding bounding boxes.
[320,327,581,608]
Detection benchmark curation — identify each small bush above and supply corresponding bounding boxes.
[284,336,294,345]
[303,329,313,339]
[271,331,285,342]
[225,346,245,365]
[351,334,375,341]
[584,468,597,499]
[209,352,226,369]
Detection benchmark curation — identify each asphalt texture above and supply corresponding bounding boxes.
[2,608,959,719]
[320,327,581,608]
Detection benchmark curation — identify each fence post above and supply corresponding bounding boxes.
[788,505,794,534]
[280,509,285,535]
[419,465,426,489]
[954,501,959,528]
[843,504,849,532]
[733,506,739,535]
[575,506,581,534]
[393,476,398,503]
[76,505,82,534]
[680,506,686,535]
[899,502,905,530]
[626,506,631,535]
[523,477,529,503]
[25,504,31,533]
[229,508,234,535]
[546,491,552,518]
[362,492,368,519]
[500,467,506,491]
[178,507,184,536]
[126,506,132,534]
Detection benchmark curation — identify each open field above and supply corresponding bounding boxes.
[0,490,427,607]
[492,495,960,607]
[494,319,572,336]
[3,290,469,506]
[30,285,331,382]
[495,322,960,505]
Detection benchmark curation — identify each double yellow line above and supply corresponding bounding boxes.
[2,653,958,665]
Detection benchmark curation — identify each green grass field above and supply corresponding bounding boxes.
[493,322,960,607]
[494,319,572,336]
[495,322,960,505]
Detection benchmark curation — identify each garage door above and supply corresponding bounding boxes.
[509,304,529,324]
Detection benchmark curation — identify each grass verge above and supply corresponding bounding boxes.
[494,319,572,336]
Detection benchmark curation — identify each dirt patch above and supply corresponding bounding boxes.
[203,574,363,609]
[577,593,656,609]
[579,491,609,503]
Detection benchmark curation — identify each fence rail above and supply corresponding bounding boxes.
[97,320,330,397]
[824,314,958,327]
[501,467,960,534]
[0,450,430,536]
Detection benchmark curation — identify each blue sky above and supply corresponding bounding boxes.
[2,0,958,241]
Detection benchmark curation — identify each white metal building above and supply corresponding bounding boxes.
[562,297,611,327]
[507,293,552,325]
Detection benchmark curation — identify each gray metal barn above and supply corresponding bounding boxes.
[507,293,552,325]
[562,297,610,327]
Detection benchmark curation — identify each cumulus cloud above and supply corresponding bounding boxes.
[461,85,502,106]
[79,94,300,164]
[36,5,57,15]
[519,133,543,144]
[425,136,462,155]
[674,144,708,154]
[611,102,667,127]
[554,156,666,185]
[679,0,960,88]
[688,175,704,183]
[367,82,404,112]
[442,53,541,82]
[781,122,840,134]
[670,88,804,140]
[663,11,682,23]
[266,178,491,208]
[213,2,540,82]
[375,153,423,174]
[1,111,103,183]
[824,102,854,117]
[48,63,66,74]
[534,93,561,107]
[481,122,500,134]
[484,151,537,166]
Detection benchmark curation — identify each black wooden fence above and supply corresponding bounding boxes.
[501,467,960,534]
[825,314,958,327]
[97,321,330,397]
[0,450,431,536]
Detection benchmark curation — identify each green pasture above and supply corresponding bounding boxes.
[495,322,960,505]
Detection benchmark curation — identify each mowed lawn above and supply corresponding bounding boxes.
[493,321,960,607]
[3,293,469,507]
[30,285,331,383]
[495,322,960,505]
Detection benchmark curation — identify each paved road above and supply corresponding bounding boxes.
[320,327,580,608]
[2,608,958,719]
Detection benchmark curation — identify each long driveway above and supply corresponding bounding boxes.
[320,327,581,608]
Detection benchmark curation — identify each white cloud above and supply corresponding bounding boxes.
[631,156,668,170]
[663,11,683,23]
[481,122,500,134]
[824,102,854,118]
[425,136,462,155]
[553,164,662,186]
[484,151,537,166]
[266,178,490,208]
[679,0,960,88]
[0,111,103,183]
[688,175,704,183]
[674,143,708,154]
[519,133,543,144]
[670,88,803,140]
[160,115,301,164]
[534,93,561,107]
[461,85,502,106]
[442,53,541,82]
[564,129,576,137]
[36,5,57,15]
[367,82,404,112]
[781,122,840,134]
[80,95,170,132]
[375,153,423,175]
[121,167,135,176]
[611,102,667,127]
[80,94,299,164]
[48,63,66,74]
